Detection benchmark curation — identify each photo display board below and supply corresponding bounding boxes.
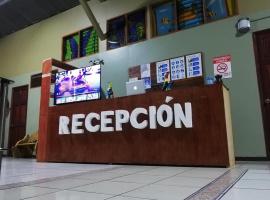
[128,52,203,87]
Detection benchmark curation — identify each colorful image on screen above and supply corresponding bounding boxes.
[54,65,101,105]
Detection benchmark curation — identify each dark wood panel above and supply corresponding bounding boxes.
[253,29,270,158]
[38,84,230,167]
[30,70,58,88]
[8,85,28,152]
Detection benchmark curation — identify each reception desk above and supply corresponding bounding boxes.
[38,82,234,167]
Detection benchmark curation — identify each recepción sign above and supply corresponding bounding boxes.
[213,55,232,79]
[58,100,193,134]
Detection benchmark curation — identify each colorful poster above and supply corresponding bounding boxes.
[156,60,170,83]
[127,9,146,43]
[170,57,186,81]
[186,53,203,78]
[213,55,232,79]
[64,34,79,61]
[154,2,176,36]
[205,0,228,21]
[142,77,152,89]
[177,0,204,29]
[107,16,126,50]
[80,28,99,57]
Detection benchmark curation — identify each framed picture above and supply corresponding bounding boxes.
[177,0,204,29]
[153,1,176,36]
[63,33,79,61]
[186,53,203,78]
[205,0,228,21]
[156,60,170,83]
[127,8,146,44]
[107,16,126,50]
[170,57,186,81]
[80,27,99,57]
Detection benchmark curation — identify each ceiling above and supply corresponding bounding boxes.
[0,0,83,38]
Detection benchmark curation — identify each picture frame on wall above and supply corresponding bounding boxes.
[205,0,228,22]
[153,1,177,36]
[156,60,170,83]
[170,57,186,81]
[177,0,204,30]
[80,27,99,57]
[63,33,79,61]
[186,53,203,78]
[127,8,147,44]
[107,15,126,50]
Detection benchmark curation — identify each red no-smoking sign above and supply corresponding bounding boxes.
[213,55,232,79]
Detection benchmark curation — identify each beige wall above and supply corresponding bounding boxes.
[0,0,160,77]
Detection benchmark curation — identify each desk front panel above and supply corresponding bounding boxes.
[41,84,229,166]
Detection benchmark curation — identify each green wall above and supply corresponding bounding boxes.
[69,11,270,157]
[0,1,270,157]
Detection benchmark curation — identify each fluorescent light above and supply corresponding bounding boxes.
[0,0,10,6]
[107,40,119,44]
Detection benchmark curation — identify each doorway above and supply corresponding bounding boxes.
[8,85,28,155]
[253,29,270,158]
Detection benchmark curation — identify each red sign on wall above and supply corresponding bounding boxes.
[213,55,232,79]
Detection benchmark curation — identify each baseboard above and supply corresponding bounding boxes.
[236,157,269,161]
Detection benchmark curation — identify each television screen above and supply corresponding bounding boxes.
[54,65,101,105]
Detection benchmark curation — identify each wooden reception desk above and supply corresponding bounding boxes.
[37,84,234,167]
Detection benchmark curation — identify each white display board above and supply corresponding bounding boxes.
[170,57,186,81]
[140,64,151,89]
[156,60,170,83]
[186,53,203,78]
[213,55,232,79]
[140,64,151,78]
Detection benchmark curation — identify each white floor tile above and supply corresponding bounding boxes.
[125,184,200,200]
[176,168,227,179]
[247,169,270,174]
[0,158,118,186]
[137,167,191,176]
[221,188,270,200]
[108,166,157,175]
[112,174,165,184]
[242,172,270,180]
[26,190,112,200]
[72,180,143,195]
[0,186,58,200]
[110,196,156,200]
[73,171,123,181]
[32,178,98,189]
[234,179,270,190]
[155,176,213,187]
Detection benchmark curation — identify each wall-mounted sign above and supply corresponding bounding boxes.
[140,64,151,89]
[186,53,203,78]
[213,55,232,79]
[156,60,170,83]
[58,98,193,134]
[140,64,151,78]
[170,57,186,81]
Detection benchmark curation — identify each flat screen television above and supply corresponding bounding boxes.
[54,65,101,105]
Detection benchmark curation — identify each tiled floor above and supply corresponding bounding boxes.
[0,158,269,200]
[220,162,270,200]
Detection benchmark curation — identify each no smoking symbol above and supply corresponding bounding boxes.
[217,63,228,73]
